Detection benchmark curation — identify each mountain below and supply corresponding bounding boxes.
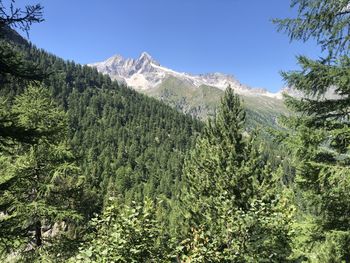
[88,52,282,98]
[1,26,203,211]
[89,52,289,128]
[1,26,206,260]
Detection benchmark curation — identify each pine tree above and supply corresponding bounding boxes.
[0,0,43,34]
[0,86,84,259]
[274,0,350,260]
[179,88,293,262]
[0,0,45,147]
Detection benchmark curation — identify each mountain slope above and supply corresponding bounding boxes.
[89,53,289,128]
[1,28,203,212]
[143,76,288,128]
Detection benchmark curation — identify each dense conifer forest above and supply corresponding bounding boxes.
[0,0,349,262]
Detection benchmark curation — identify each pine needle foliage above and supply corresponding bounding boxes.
[180,88,294,262]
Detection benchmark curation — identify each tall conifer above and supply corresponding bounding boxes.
[0,86,83,259]
[180,88,293,262]
[274,0,350,260]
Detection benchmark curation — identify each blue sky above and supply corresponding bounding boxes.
[16,0,321,92]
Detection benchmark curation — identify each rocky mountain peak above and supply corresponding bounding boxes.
[139,51,152,61]
[103,54,124,67]
[136,52,160,67]
[88,52,283,98]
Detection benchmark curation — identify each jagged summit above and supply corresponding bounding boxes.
[88,52,283,98]
[110,54,124,61]
[139,51,153,61]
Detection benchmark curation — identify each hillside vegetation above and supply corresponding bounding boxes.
[144,76,289,129]
[1,0,350,262]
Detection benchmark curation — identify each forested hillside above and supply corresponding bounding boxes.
[144,76,289,129]
[2,26,203,206]
[0,15,203,260]
[1,0,350,262]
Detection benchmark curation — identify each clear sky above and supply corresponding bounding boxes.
[16,0,322,92]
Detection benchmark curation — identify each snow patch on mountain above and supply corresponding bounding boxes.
[88,52,283,99]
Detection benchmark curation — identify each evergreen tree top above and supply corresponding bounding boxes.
[274,0,350,58]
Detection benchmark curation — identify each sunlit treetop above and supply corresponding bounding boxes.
[274,0,350,59]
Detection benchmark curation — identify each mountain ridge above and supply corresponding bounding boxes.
[88,52,291,128]
[88,52,284,99]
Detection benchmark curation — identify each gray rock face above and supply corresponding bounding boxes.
[88,52,285,98]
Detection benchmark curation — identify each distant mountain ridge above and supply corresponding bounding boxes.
[88,52,290,129]
[88,52,284,99]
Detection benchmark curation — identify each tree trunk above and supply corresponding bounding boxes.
[35,220,42,247]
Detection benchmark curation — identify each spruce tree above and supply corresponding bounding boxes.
[0,0,43,35]
[274,0,350,260]
[180,88,293,262]
[0,0,45,147]
[0,86,83,259]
